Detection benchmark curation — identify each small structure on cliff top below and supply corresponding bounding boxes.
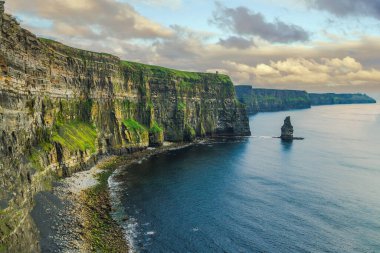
[280,116,304,141]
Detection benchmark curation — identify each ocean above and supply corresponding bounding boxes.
[109,97,380,253]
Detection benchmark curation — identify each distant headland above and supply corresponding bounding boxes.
[235,85,376,115]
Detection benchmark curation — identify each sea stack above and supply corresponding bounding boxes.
[281,116,294,141]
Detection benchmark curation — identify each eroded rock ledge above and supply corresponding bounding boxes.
[0,4,250,252]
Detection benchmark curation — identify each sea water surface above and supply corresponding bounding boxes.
[109,97,380,253]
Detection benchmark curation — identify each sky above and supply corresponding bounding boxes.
[5,0,380,91]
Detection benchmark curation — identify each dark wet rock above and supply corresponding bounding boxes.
[281,116,294,141]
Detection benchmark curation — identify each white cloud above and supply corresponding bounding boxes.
[221,57,380,87]
[8,0,174,39]
[128,0,182,9]
[5,0,380,91]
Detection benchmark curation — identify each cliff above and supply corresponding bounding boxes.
[309,93,376,105]
[235,85,377,115]
[0,5,250,252]
[235,85,311,114]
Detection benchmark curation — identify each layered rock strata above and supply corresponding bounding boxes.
[280,116,294,141]
[0,5,250,252]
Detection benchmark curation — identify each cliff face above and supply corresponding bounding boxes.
[0,7,250,252]
[235,86,311,114]
[309,93,376,105]
[236,85,377,115]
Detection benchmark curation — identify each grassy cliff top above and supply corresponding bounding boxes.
[39,37,119,61]
[38,37,232,84]
[121,60,231,83]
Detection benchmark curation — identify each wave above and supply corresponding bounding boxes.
[108,173,138,252]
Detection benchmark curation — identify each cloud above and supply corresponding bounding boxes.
[305,0,380,19]
[222,57,380,88]
[7,0,174,39]
[128,0,182,9]
[5,0,380,91]
[210,2,310,43]
[152,25,211,60]
[218,36,255,49]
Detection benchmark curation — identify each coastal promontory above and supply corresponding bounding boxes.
[235,85,376,115]
[0,3,250,251]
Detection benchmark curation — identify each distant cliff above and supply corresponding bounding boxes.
[309,93,376,105]
[235,85,376,115]
[235,86,311,114]
[0,5,250,252]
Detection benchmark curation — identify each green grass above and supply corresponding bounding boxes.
[122,61,202,80]
[0,244,6,253]
[38,37,59,44]
[122,119,146,133]
[184,124,196,141]
[40,37,235,91]
[0,210,23,244]
[177,102,186,111]
[122,118,149,144]
[52,121,97,153]
[122,61,232,84]
[179,80,196,91]
[29,141,53,171]
[149,121,163,134]
[39,37,115,58]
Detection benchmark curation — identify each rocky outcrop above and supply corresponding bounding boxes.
[281,116,294,141]
[235,85,377,115]
[0,6,250,252]
[309,93,376,105]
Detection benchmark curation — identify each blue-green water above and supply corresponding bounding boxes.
[110,100,380,252]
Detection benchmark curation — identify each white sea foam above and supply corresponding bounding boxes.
[108,172,138,252]
[250,135,273,139]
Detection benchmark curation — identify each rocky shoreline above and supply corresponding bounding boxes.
[0,4,250,250]
[32,142,194,252]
